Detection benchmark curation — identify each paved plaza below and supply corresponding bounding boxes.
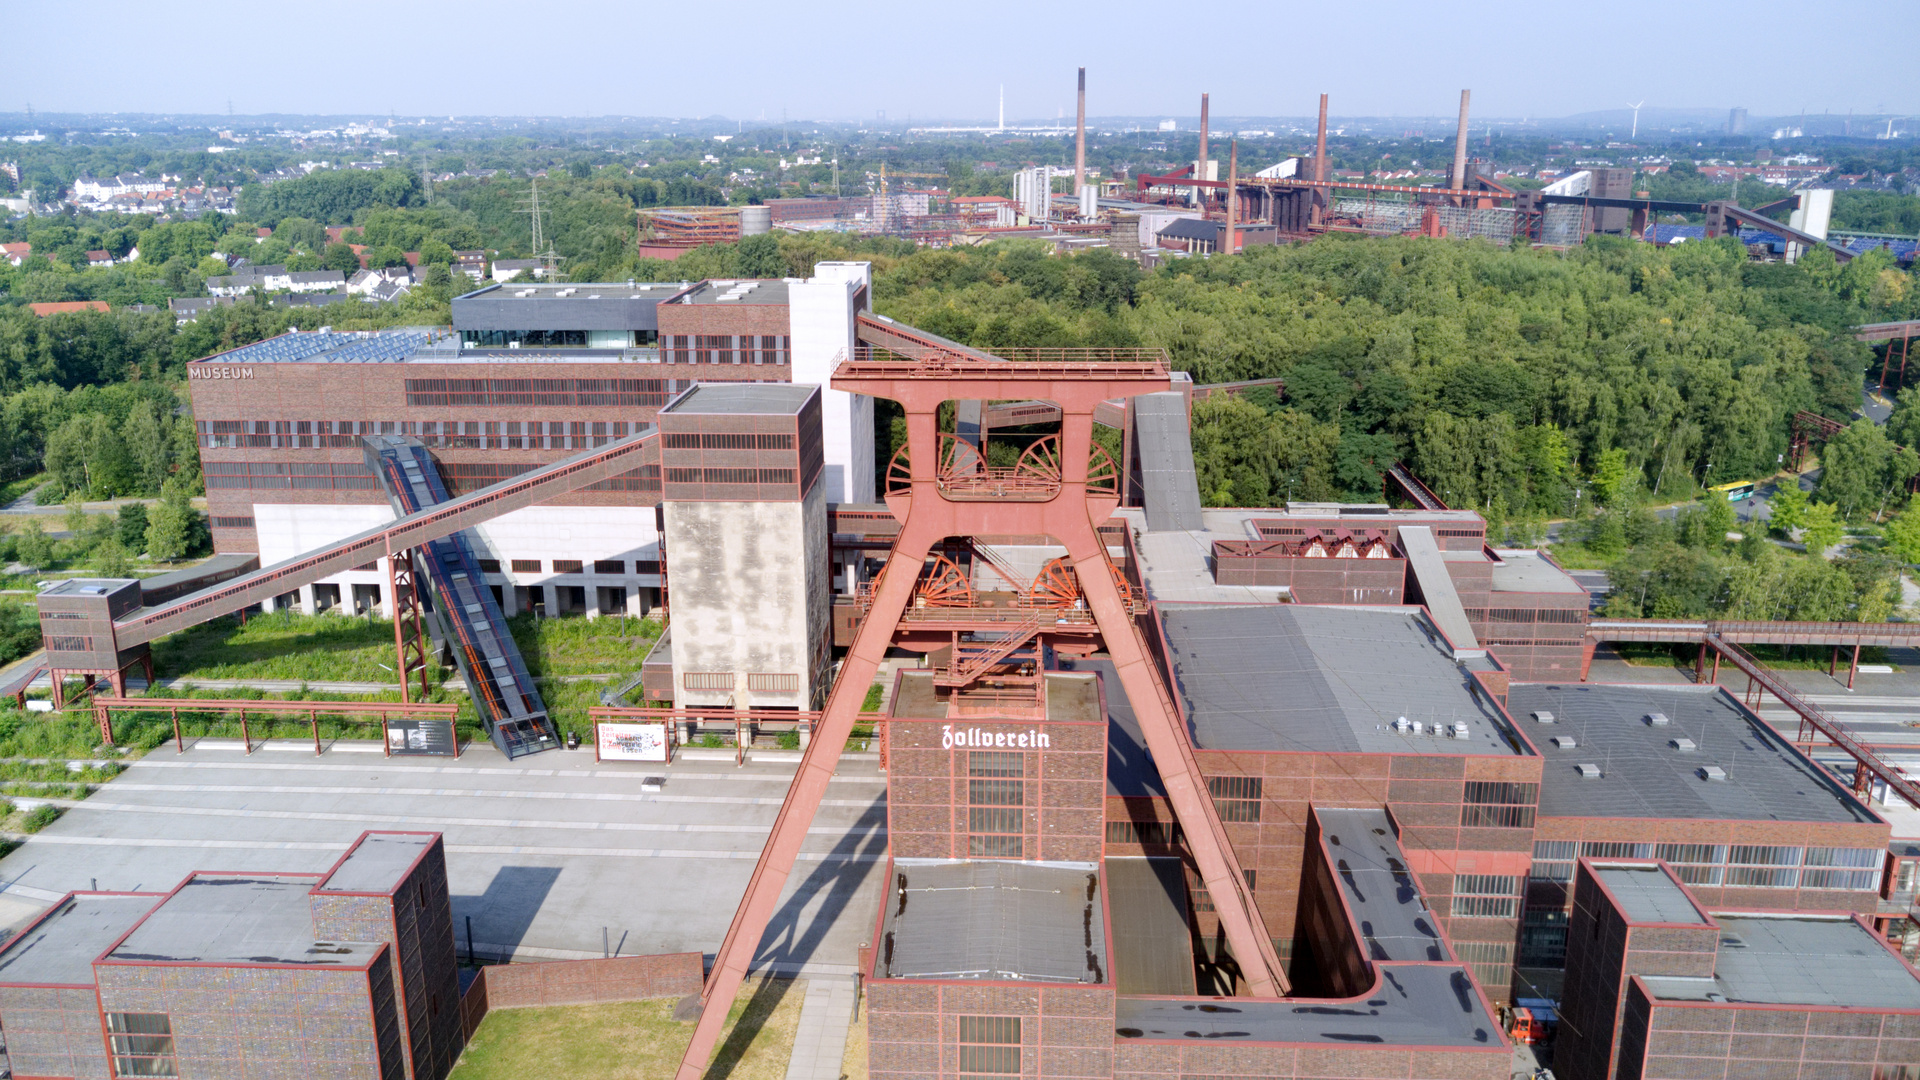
[0,740,889,977]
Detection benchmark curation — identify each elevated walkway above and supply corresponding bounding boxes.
[1397,525,1479,650]
[1131,392,1203,532]
[367,436,557,759]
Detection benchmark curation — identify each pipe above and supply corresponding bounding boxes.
[1197,92,1209,213]
[1225,140,1238,255]
[1074,67,1086,204]
[1450,89,1471,191]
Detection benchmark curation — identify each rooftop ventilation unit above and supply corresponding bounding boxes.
[1698,765,1728,781]
[1671,737,1698,752]
[1394,716,1410,733]
[1646,712,1671,726]
[1552,736,1577,750]
[1452,722,1469,739]
[1576,763,1602,779]
[1532,711,1555,724]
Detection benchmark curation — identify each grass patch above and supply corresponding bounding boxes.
[449,976,802,1080]
[20,805,60,832]
[1539,540,1615,570]
[151,609,434,684]
[841,991,868,1080]
[1605,642,1896,672]
[508,613,661,678]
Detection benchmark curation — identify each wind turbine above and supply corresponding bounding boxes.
[1627,100,1645,139]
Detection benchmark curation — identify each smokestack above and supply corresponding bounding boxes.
[1225,140,1238,255]
[1198,92,1210,213]
[1314,94,1329,184]
[1450,89,1471,191]
[1074,67,1087,203]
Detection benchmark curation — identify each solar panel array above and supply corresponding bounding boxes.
[212,329,452,366]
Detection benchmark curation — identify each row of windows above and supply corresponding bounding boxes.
[1207,775,1262,823]
[665,467,798,485]
[680,672,802,692]
[404,377,676,408]
[1190,869,1259,913]
[662,335,792,366]
[44,635,93,652]
[199,418,651,451]
[1466,607,1588,624]
[1529,842,1883,890]
[957,1015,1020,1075]
[1106,820,1182,846]
[108,1011,175,1078]
[662,432,795,450]
[1452,873,1521,919]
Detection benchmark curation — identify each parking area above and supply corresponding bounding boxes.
[0,740,888,976]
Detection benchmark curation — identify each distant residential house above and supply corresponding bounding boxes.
[490,258,542,282]
[287,270,346,294]
[366,278,411,304]
[347,266,411,296]
[206,274,255,297]
[29,301,110,317]
[169,296,234,324]
[86,250,113,268]
[252,265,292,291]
[271,292,351,310]
[452,250,488,281]
[324,226,361,245]
[255,227,273,239]
[0,242,27,266]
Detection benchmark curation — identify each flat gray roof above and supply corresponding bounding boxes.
[880,860,1107,984]
[1643,916,1920,1009]
[1511,684,1877,824]
[1318,809,1450,963]
[458,282,687,299]
[1159,604,1518,755]
[1112,508,1289,604]
[1134,392,1203,532]
[1105,857,1194,996]
[1116,963,1501,1048]
[1595,865,1707,924]
[0,894,160,986]
[1490,550,1585,595]
[661,383,816,415]
[106,875,381,968]
[40,578,136,597]
[676,279,792,305]
[316,833,431,894]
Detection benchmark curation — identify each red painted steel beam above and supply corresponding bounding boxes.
[1707,635,1920,806]
[672,357,1286,1078]
[1135,170,1518,201]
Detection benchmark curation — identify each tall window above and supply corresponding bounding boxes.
[1461,781,1538,829]
[1451,874,1520,919]
[957,1016,1021,1077]
[968,750,1023,858]
[1206,776,1261,822]
[106,1012,176,1078]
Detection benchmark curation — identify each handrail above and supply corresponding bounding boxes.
[1708,635,1920,808]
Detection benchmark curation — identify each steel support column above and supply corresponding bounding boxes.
[387,550,431,703]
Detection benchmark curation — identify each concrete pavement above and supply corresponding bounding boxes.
[0,741,889,976]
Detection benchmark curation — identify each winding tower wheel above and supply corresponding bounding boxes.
[913,552,975,608]
[1024,557,1081,609]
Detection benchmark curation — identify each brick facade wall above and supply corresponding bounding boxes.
[888,717,1107,863]
[0,985,110,1079]
[94,958,400,1080]
[467,952,704,1011]
[867,981,1115,1080]
[1111,1040,1510,1079]
[1629,991,1920,1080]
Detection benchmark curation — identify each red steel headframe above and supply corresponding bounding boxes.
[673,352,1288,1078]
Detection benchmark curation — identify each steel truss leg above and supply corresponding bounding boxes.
[673,443,1283,1080]
[388,550,432,703]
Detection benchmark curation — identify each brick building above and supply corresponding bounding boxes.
[185,263,873,620]
[0,832,460,1080]
[1555,859,1920,1080]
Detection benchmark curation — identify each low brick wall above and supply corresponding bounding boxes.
[460,952,704,1037]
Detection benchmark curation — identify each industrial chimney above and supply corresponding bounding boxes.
[1074,67,1087,206]
[1450,90,1471,191]
[1197,92,1210,212]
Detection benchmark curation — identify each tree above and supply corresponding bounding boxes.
[1885,505,1920,566]
[91,538,132,577]
[144,478,195,563]
[1700,491,1736,545]
[115,502,149,551]
[419,239,454,266]
[14,520,52,571]
[322,243,362,276]
[1802,501,1844,554]
[1589,448,1631,508]
[123,400,169,495]
[41,415,93,497]
[1817,420,1896,520]
[1767,481,1809,536]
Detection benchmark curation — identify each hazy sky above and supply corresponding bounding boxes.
[4,0,1914,123]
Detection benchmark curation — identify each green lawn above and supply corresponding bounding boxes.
[449,978,802,1080]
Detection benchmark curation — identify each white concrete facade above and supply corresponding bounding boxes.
[252,502,662,618]
[663,484,829,710]
[789,262,875,506]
